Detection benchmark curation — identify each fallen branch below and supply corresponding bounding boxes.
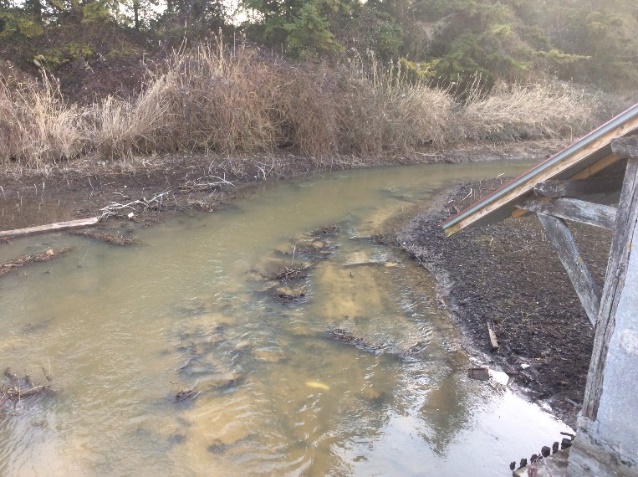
[71,230,141,246]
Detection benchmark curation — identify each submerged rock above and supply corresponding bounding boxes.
[361,387,389,404]
[324,328,387,354]
[274,286,306,300]
[195,372,245,393]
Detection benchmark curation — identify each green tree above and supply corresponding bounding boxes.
[241,0,350,57]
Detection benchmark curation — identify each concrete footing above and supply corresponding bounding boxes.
[566,418,638,477]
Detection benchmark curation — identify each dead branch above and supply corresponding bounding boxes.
[178,173,234,192]
[71,230,141,246]
[99,191,172,220]
[0,218,99,240]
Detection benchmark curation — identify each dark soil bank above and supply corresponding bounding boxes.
[399,179,612,427]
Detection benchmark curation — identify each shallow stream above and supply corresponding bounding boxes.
[0,162,572,476]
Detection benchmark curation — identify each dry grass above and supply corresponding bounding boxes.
[0,40,606,168]
[0,74,87,166]
[457,81,597,142]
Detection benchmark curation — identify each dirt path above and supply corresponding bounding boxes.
[397,179,611,427]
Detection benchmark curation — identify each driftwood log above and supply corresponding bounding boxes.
[0,217,99,240]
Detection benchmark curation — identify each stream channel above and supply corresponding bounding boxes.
[0,161,572,476]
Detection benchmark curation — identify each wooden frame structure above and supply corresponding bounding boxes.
[443,102,638,237]
[441,103,638,476]
[444,104,638,327]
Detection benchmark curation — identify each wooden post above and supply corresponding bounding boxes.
[537,214,601,326]
[582,137,638,420]
[568,135,638,476]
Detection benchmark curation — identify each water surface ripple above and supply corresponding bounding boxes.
[0,162,571,476]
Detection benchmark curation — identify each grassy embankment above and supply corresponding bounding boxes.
[0,41,617,175]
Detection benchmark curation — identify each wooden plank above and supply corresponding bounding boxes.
[511,153,622,220]
[534,175,624,198]
[611,135,638,159]
[582,155,638,420]
[520,198,617,230]
[487,322,499,351]
[537,214,600,326]
[571,152,621,180]
[0,217,100,239]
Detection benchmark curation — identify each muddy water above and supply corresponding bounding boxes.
[0,162,571,476]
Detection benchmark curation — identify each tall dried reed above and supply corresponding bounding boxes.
[457,81,597,142]
[1,74,87,166]
[0,41,604,168]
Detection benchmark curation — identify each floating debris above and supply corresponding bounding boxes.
[1,368,51,403]
[71,230,141,246]
[275,265,308,282]
[0,247,71,277]
[174,388,197,402]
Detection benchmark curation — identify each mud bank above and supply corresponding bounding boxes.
[398,179,612,426]
[0,141,557,233]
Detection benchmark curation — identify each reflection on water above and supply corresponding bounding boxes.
[0,162,571,476]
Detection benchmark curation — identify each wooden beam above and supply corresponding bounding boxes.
[571,153,621,180]
[610,135,638,159]
[510,154,623,221]
[583,142,638,420]
[0,217,100,239]
[537,214,600,326]
[534,175,624,198]
[520,198,617,230]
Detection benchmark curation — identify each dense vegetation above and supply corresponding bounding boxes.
[0,0,636,165]
[1,0,636,98]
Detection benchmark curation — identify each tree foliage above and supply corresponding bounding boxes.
[0,0,635,96]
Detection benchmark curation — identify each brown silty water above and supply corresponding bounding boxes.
[0,162,571,476]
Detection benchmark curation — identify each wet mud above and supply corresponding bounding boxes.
[399,179,611,426]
